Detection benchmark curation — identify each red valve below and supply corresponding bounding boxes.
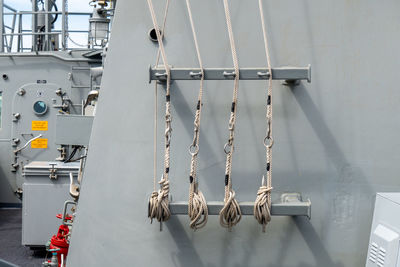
[49,224,70,267]
[56,213,72,220]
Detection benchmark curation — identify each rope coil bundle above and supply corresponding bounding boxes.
[219,0,242,230]
[253,0,274,232]
[185,0,208,230]
[147,0,172,225]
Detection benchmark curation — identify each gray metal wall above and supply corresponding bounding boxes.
[0,53,91,204]
[68,1,400,266]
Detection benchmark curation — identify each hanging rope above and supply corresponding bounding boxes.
[148,1,170,224]
[185,0,208,230]
[147,0,172,224]
[219,0,242,230]
[253,0,274,232]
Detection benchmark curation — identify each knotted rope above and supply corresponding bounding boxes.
[253,0,274,232]
[147,0,172,224]
[219,0,242,230]
[185,0,208,230]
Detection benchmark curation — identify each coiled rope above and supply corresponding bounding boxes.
[147,0,172,224]
[185,0,208,230]
[219,0,242,230]
[253,0,274,232]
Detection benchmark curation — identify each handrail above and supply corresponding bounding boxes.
[0,52,101,62]
[1,2,95,52]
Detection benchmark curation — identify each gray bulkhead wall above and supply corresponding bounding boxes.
[68,1,400,266]
[0,56,90,204]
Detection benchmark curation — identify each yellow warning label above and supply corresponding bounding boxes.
[32,121,48,131]
[31,138,48,149]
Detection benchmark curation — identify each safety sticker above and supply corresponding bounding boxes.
[31,138,48,149]
[32,121,48,131]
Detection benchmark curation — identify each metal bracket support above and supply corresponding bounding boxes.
[149,65,311,83]
[169,193,311,218]
[49,163,58,180]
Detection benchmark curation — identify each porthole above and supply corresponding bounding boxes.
[33,100,48,116]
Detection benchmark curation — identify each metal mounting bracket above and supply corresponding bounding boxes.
[169,193,311,219]
[49,163,58,180]
[149,65,311,83]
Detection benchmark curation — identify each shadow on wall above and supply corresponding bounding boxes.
[294,216,343,267]
[289,82,372,266]
[166,216,204,267]
[165,215,342,266]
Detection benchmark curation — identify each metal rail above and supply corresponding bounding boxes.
[149,65,311,83]
[1,1,94,52]
[0,52,101,62]
[169,193,311,218]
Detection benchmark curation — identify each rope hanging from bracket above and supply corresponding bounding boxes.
[253,0,274,232]
[219,0,242,231]
[147,0,172,226]
[185,0,208,230]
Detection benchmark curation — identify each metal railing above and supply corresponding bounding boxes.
[0,0,98,52]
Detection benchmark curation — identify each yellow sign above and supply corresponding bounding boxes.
[32,121,48,131]
[31,138,48,149]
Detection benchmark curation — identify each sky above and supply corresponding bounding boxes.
[3,0,93,50]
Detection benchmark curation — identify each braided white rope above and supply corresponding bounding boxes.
[149,0,170,223]
[253,0,274,232]
[185,0,208,230]
[147,0,172,224]
[219,0,242,230]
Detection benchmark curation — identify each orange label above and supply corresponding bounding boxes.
[31,138,48,149]
[32,121,48,131]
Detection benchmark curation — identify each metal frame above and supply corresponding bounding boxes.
[169,193,311,218]
[149,65,311,83]
[1,0,94,52]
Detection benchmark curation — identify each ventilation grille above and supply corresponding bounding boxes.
[368,242,386,267]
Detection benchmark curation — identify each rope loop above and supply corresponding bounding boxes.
[151,175,170,222]
[263,136,274,149]
[148,191,159,223]
[254,183,273,232]
[219,190,242,230]
[224,142,233,154]
[189,144,199,156]
[188,182,208,230]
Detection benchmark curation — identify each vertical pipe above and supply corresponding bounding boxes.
[0,0,4,52]
[32,0,37,51]
[17,14,22,52]
[45,0,49,50]
[61,0,66,50]
[9,12,16,52]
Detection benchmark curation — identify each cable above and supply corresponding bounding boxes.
[49,0,59,25]
[14,134,43,154]
[67,35,88,48]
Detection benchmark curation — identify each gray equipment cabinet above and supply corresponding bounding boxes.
[366,193,400,267]
[22,161,79,246]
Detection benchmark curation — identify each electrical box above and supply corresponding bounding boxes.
[22,161,79,246]
[366,193,400,267]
